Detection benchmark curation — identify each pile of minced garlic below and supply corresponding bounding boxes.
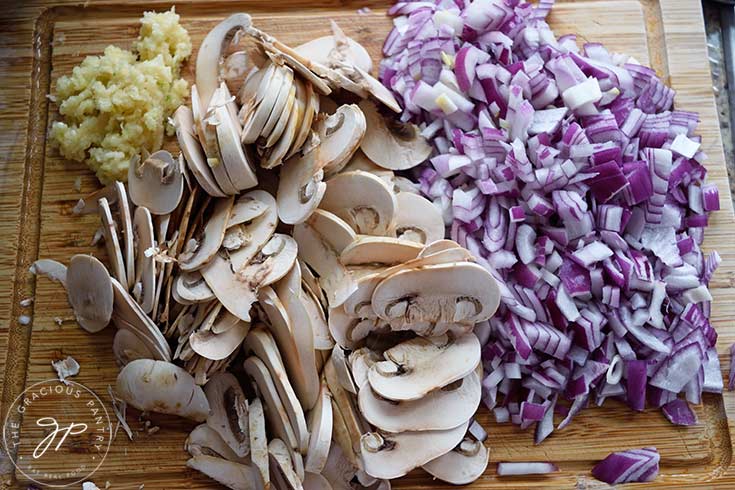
[50,8,192,184]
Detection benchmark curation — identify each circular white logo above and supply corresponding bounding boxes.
[2,379,112,488]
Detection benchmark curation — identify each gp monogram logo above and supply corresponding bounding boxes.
[2,379,112,488]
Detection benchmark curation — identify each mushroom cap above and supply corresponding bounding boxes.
[195,13,253,112]
[371,262,500,327]
[179,196,235,271]
[174,271,216,304]
[133,206,156,313]
[316,105,366,176]
[305,382,333,474]
[186,423,248,463]
[367,333,481,401]
[186,455,263,490]
[203,372,250,458]
[340,237,422,266]
[360,421,469,480]
[295,35,372,73]
[243,326,310,454]
[30,259,68,287]
[307,209,357,255]
[320,170,396,236]
[112,328,156,366]
[116,359,210,421]
[244,355,299,451]
[421,437,489,485]
[66,254,113,333]
[174,105,227,198]
[248,398,270,488]
[359,369,481,432]
[277,150,326,225]
[393,193,445,245]
[190,316,250,361]
[127,150,184,215]
[303,472,334,490]
[358,100,431,171]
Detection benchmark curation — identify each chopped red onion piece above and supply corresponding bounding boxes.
[661,399,698,426]
[592,448,660,485]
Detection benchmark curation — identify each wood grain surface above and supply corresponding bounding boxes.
[1,0,734,488]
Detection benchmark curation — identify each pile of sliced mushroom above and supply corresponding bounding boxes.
[31,14,504,490]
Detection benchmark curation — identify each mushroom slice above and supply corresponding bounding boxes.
[116,359,209,421]
[293,222,357,308]
[113,328,156,365]
[30,259,68,287]
[359,369,480,433]
[249,398,270,488]
[133,206,156,313]
[269,439,304,490]
[300,260,327,308]
[305,382,332,474]
[204,372,250,458]
[261,85,301,169]
[242,64,289,144]
[360,422,469,480]
[393,193,445,245]
[66,254,113,333]
[349,348,379,389]
[306,210,356,256]
[258,287,318,411]
[331,346,358,395]
[419,239,464,257]
[187,455,263,490]
[196,13,253,112]
[113,182,135,289]
[186,423,247,463]
[342,150,395,182]
[322,444,358,490]
[98,197,127,287]
[287,82,319,159]
[324,356,366,460]
[190,318,250,360]
[353,67,402,113]
[213,91,259,191]
[244,356,299,450]
[301,285,333,350]
[320,171,396,236]
[180,196,235,271]
[340,237,422,267]
[328,306,362,350]
[316,105,367,176]
[277,151,326,225]
[368,333,480,401]
[128,150,184,215]
[371,262,500,326]
[295,35,372,73]
[422,436,489,485]
[303,472,333,490]
[228,193,269,227]
[175,106,227,197]
[174,271,215,304]
[360,100,430,171]
[72,184,117,215]
[261,69,295,144]
[244,326,309,454]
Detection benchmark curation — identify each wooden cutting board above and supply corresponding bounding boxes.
[1,0,734,488]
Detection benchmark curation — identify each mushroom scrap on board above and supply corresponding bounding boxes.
[32,14,502,490]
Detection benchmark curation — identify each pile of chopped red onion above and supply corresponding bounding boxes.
[380,0,723,456]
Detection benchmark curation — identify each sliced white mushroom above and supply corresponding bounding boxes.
[175,105,228,198]
[187,455,263,490]
[269,439,304,490]
[371,262,500,327]
[358,100,430,171]
[349,348,379,389]
[303,472,333,490]
[299,260,327,308]
[368,333,481,401]
[204,372,250,458]
[292,221,357,308]
[393,193,445,245]
[180,196,235,271]
[113,182,135,289]
[212,90,259,191]
[242,64,290,144]
[419,239,463,257]
[304,382,332,474]
[301,284,333,350]
[315,105,366,176]
[249,398,270,488]
[295,35,372,73]
[353,66,401,113]
[229,193,269,227]
[321,444,358,490]
[186,423,247,463]
[422,437,489,485]
[244,326,309,454]
[133,206,156,313]
[174,271,216,304]
[260,68,295,143]
[66,254,113,333]
[277,151,326,225]
[30,259,68,287]
[324,356,367,462]
[113,328,156,365]
[341,150,395,182]
[340,237,422,267]
[360,421,469,480]
[116,359,209,421]
[98,197,127,287]
[261,84,301,169]
[320,171,396,236]
[331,346,358,395]
[127,150,184,215]
[244,356,299,450]
[190,317,250,360]
[72,184,118,215]
[306,210,356,255]
[359,369,480,432]
[196,13,253,112]
[287,82,319,159]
